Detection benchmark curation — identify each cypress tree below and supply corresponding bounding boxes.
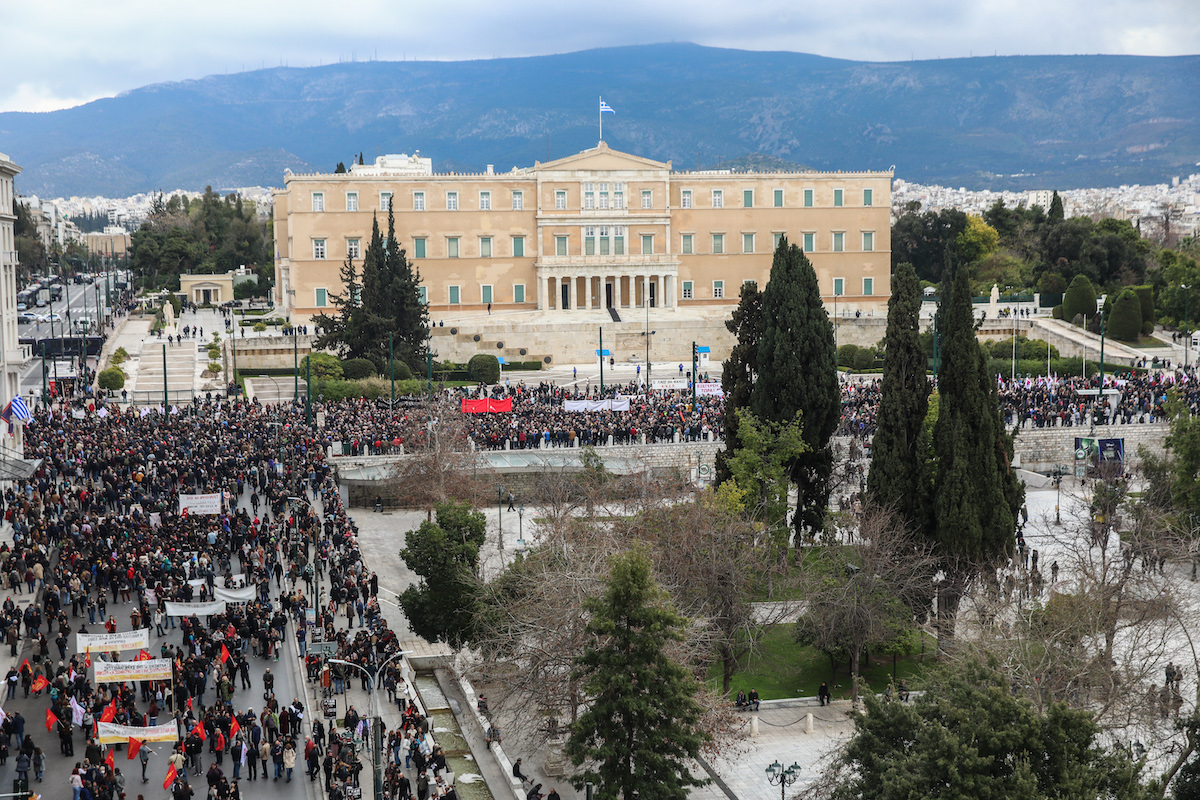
[931,264,1024,646]
[866,263,929,532]
[751,237,839,542]
[1048,190,1064,222]
[566,549,709,800]
[715,281,763,485]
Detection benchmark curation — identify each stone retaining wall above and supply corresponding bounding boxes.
[1009,422,1168,473]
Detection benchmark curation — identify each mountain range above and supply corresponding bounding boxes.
[1,43,1197,198]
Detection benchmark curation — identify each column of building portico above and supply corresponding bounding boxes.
[626,275,635,310]
[566,275,575,311]
[547,275,558,311]
[538,275,548,310]
[584,275,593,311]
[656,275,664,308]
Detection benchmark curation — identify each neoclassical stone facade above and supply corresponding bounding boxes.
[273,143,893,322]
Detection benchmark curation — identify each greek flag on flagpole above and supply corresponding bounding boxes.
[8,396,30,422]
[599,99,615,114]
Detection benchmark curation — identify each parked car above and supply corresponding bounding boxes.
[17,311,39,323]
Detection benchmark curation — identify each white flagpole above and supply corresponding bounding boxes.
[599,96,603,141]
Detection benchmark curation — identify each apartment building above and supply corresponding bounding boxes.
[273,142,892,322]
[0,154,25,452]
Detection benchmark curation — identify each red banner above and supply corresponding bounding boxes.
[461,397,513,414]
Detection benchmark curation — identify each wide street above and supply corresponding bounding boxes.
[0,490,316,800]
[15,276,121,399]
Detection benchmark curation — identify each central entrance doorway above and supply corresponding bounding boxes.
[605,282,613,309]
[561,283,569,310]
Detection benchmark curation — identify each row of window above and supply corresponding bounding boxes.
[310,276,876,308]
[311,229,875,261]
[311,186,875,213]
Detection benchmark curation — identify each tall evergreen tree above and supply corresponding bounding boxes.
[751,237,839,542]
[1048,190,1064,222]
[312,255,364,356]
[867,263,930,533]
[931,264,1023,646]
[566,549,709,800]
[715,281,763,485]
[384,207,431,368]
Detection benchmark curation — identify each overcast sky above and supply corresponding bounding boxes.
[4,0,1197,113]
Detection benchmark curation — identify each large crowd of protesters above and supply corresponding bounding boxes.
[0,393,458,800]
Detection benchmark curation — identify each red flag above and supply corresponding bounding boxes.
[192,720,206,741]
[30,675,48,692]
[181,507,189,518]
[229,716,241,739]
[45,708,57,731]
[220,643,231,664]
[101,698,117,723]
[105,748,115,770]
[163,762,177,790]
[186,697,193,711]
[127,738,142,760]
[84,653,92,669]
[136,649,152,661]
[19,659,30,673]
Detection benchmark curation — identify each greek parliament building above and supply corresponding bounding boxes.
[272,142,892,322]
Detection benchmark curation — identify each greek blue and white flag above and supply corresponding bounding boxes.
[9,396,31,422]
[600,99,615,114]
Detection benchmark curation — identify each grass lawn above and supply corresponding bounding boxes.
[1130,336,1170,348]
[709,623,935,702]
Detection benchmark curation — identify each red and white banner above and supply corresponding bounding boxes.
[461,397,513,414]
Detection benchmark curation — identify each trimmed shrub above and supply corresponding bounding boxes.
[852,347,877,372]
[98,367,125,390]
[207,362,222,374]
[1062,275,1097,324]
[1108,289,1143,342]
[253,322,267,333]
[300,353,343,380]
[341,358,377,380]
[467,354,501,384]
[836,344,860,368]
[1052,304,1063,320]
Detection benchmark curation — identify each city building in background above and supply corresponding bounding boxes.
[272,142,893,322]
[0,154,27,453]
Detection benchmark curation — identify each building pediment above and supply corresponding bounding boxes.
[535,142,670,175]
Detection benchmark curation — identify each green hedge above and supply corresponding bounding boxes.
[238,317,284,327]
[503,361,544,371]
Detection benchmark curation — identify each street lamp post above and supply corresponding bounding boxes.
[497,485,506,550]
[1051,465,1066,525]
[1183,284,1190,370]
[766,761,802,800]
[517,505,524,546]
[329,650,414,800]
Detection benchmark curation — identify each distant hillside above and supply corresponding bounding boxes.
[1,44,1197,197]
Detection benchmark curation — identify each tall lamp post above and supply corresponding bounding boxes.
[766,761,802,800]
[329,650,414,800]
[497,484,506,550]
[517,505,524,547]
[1051,465,1066,525]
[1182,284,1190,370]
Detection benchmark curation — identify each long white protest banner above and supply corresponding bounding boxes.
[94,658,173,684]
[179,493,222,515]
[214,585,256,603]
[163,600,226,617]
[97,721,179,745]
[77,629,150,654]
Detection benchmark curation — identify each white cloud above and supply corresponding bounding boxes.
[1,0,1196,112]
